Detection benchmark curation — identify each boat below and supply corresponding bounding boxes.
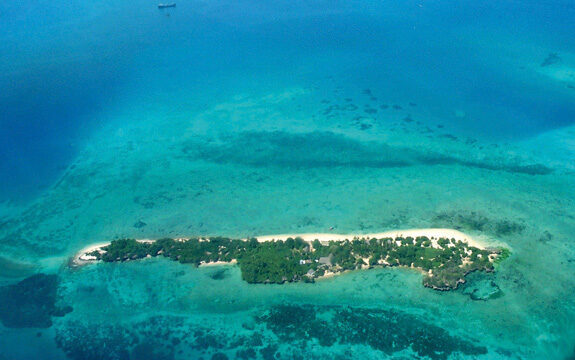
[158,3,176,8]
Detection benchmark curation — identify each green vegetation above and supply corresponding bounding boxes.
[493,247,511,264]
[91,235,504,290]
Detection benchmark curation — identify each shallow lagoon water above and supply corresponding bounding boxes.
[1,0,575,358]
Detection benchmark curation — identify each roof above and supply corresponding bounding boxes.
[318,254,333,266]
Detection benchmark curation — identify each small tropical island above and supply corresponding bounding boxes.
[74,229,509,291]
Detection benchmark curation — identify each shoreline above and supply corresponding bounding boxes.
[199,259,238,267]
[71,228,493,267]
[72,239,157,266]
[252,228,488,249]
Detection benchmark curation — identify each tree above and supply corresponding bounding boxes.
[285,238,295,249]
[312,239,322,251]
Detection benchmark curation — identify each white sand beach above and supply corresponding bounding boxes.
[73,242,111,264]
[253,228,488,249]
[72,239,157,265]
[199,259,238,267]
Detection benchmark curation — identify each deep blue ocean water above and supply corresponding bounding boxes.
[1,0,575,359]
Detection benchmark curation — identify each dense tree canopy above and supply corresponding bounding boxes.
[91,235,503,290]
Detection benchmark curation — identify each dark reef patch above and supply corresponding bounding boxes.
[55,316,188,360]
[236,347,257,359]
[493,220,526,236]
[538,230,554,243]
[131,343,175,360]
[432,210,525,237]
[181,131,552,176]
[460,271,503,301]
[259,344,279,360]
[183,131,412,169]
[56,322,135,360]
[479,163,552,176]
[211,353,229,360]
[207,268,230,280]
[55,315,263,360]
[540,52,561,67]
[133,220,147,229]
[0,273,72,328]
[54,307,489,360]
[364,107,377,115]
[257,304,487,360]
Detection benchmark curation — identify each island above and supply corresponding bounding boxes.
[74,229,509,291]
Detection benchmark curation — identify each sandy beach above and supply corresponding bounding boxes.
[253,228,488,249]
[72,242,111,264]
[72,239,157,265]
[199,259,238,267]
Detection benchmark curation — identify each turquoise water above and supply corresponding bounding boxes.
[1,0,575,358]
